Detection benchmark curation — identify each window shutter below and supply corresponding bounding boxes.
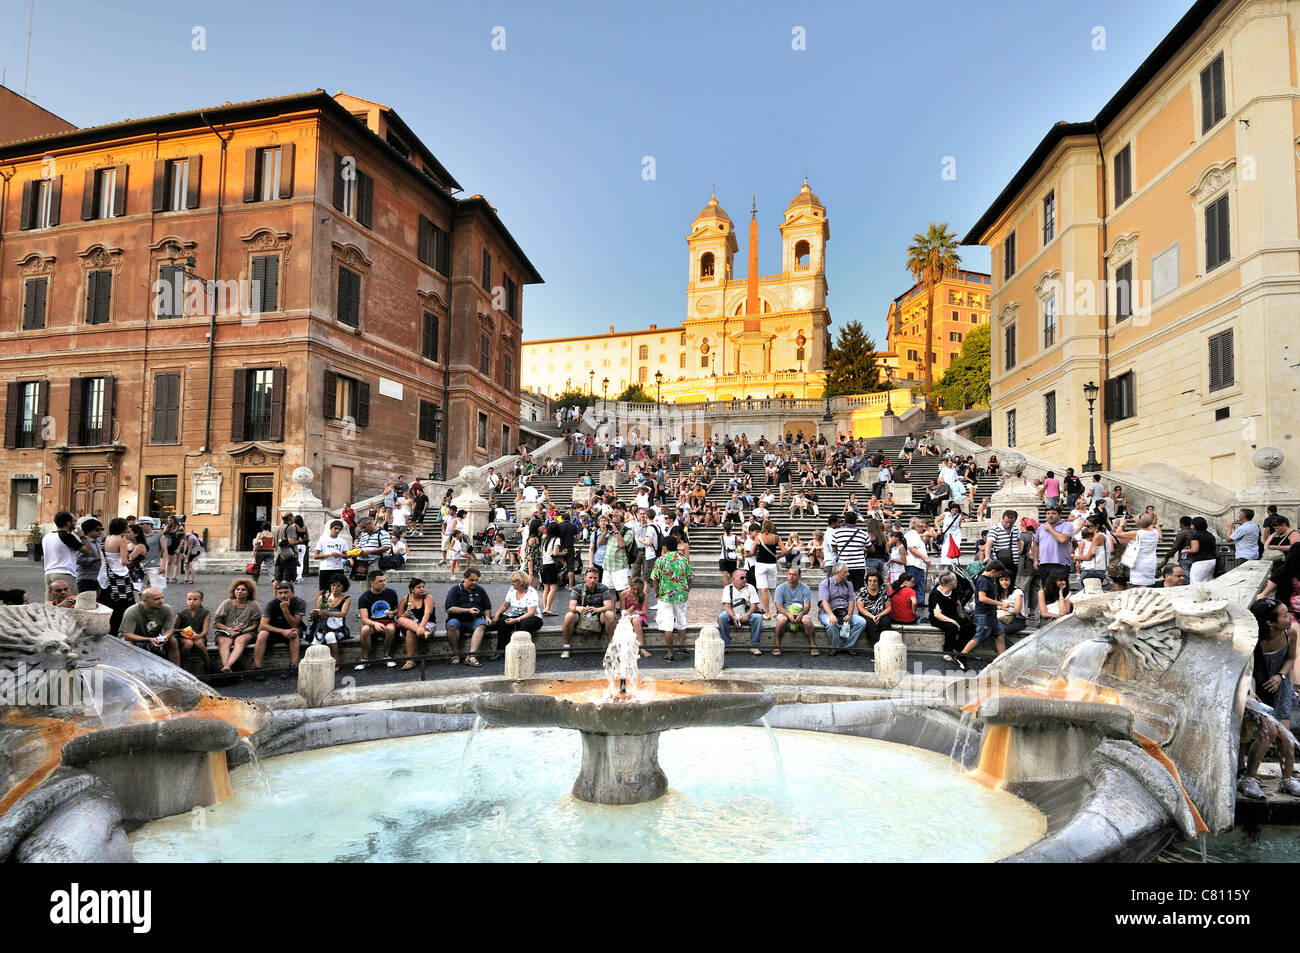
[3,382,19,449]
[230,369,248,441]
[82,169,97,220]
[278,143,294,199]
[24,277,47,330]
[435,226,450,275]
[332,152,345,210]
[422,311,437,361]
[250,256,266,311]
[152,159,168,212]
[1216,197,1230,266]
[1201,63,1213,131]
[184,155,202,208]
[323,372,337,420]
[87,270,112,324]
[101,376,115,441]
[1208,334,1222,391]
[47,176,61,226]
[19,180,33,229]
[112,165,128,216]
[243,147,259,202]
[67,380,83,447]
[262,257,279,312]
[419,401,432,442]
[357,172,373,227]
[338,268,360,327]
[1221,329,1234,387]
[152,377,167,442]
[34,381,49,448]
[418,215,431,264]
[85,272,98,323]
[269,366,286,441]
[356,379,370,428]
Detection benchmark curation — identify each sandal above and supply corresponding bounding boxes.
[809,649,820,657]
[465,656,482,667]
[662,653,676,662]
[639,649,652,659]
[750,648,762,656]
[449,656,461,665]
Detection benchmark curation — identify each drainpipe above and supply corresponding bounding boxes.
[199,112,232,456]
[1093,121,1111,470]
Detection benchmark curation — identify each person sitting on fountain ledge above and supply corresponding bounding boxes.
[717,568,765,654]
[355,571,402,671]
[561,568,616,659]
[1239,598,1300,800]
[818,563,866,656]
[45,579,77,609]
[118,586,180,665]
[253,581,305,680]
[443,569,492,667]
[773,566,817,657]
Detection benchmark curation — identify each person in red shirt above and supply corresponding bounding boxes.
[889,574,918,624]
[340,504,357,541]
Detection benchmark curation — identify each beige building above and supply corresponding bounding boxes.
[523,182,832,401]
[965,0,1300,494]
[883,270,991,386]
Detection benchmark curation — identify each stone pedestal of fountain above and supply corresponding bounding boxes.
[505,631,536,679]
[694,624,725,679]
[575,732,668,804]
[297,644,335,708]
[875,630,907,686]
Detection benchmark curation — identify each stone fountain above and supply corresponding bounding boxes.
[472,617,775,804]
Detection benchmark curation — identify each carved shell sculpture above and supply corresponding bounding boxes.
[0,605,87,673]
[1103,588,1182,681]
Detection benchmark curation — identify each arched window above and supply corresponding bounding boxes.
[638,344,648,360]
[679,353,686,368]
[680,331,687,345]
[794,240,810,270]
[638,365,647,383]
[700,252,715,278]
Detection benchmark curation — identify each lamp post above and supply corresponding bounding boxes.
[654,370,663,440]
[431,406,445,480]
[601,377,609,423]
[1082,380,1102,473]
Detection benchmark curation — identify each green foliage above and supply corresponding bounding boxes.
[615,383,654,403]
[904,223,963,396]
[552,389,591,413]
[824,320,885,397]
[934,323,991,411]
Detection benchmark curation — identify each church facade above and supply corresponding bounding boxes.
[522,182,832,402]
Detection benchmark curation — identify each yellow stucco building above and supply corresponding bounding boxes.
[965,0,1300,495]
[522,182,832,401]
[882,270,991,385]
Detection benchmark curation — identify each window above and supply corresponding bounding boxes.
[700,355,709,368]
[10,478,38,530]
[73,377,110,447]
[146,476,178,522]
[906,349,919,362]
[794,240,810,269]
[230,367,285,442]
[244,145,292,202]
[796,346,806,362]
[1042,294,1057,348]
[951,310,959,322]
[1042,191,1055,243]
[331,153,372,227]
[1006,409,1017,448]
[421,311,439,362]
[700,252,715,278]
[1003,231,1016,279]
[1209,329,1234,392]
[153,157,200,213]
[1201,53,1226,133]
[85,270,112,325]
[680,353,687,369]
[22,277,47,330]
[501,424,511,457]
[971,314,978,323]
[481,249,492,290]
[1205,193,1231,272]
[1114,260,1133,321]
[154,264,186,319]
[479,332,491,376]
[151,372,180,444]
[251,255,279,314]
[477,412,488,449]
[503,275,518,318]
[638,344,649,360]
[1104,371,1136,422]
[418,400,439,443]
[638,366,648,383]
[324,372,369,426]
[82,166,126,220]
[1044,391,1057,436]
[1114,145,1132,206]
[949,331,963,343]
[417,216,451,275]
[337,267,361,327]
[4,381,44,449]
[503,353,513,389]
[1004,325,1017,370]
[20,176,61,229]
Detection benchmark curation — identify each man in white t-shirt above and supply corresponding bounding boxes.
[521,484,540,504]
[668,437,682,466]
[938,463,959,488]
[904,518,932,606]
[42,511,90,593]
[314,520,352,592]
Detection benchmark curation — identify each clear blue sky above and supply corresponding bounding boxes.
[5,0,1195,343]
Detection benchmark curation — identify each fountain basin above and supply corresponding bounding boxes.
[472,678,775,804]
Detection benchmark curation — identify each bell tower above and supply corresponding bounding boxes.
[685,193,737,322]
[780,179,829,310]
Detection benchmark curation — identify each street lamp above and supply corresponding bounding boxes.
[601,377,609,422]
[882,387,895,418]
[1082,380,1102,473]
[589,370,595,395]
[654,370,663,428]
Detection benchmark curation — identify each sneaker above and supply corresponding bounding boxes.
[560,647,570,659]
[385,658,397,668]
[354,661,367,671]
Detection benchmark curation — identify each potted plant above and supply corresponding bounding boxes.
[25,522,42,562]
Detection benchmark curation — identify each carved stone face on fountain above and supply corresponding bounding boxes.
[1103,589,1181,681]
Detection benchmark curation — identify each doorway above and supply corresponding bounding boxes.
[69,468,112,521]
[239,473,274,549]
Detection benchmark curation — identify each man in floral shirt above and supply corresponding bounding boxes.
[651,535,693,662]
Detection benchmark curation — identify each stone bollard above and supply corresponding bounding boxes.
[505,630,536,680]
[694,624,725,679]
[298,644,335,708]
[1082,577,1103,594]
[875,630,907,687]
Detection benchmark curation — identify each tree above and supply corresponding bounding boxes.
[905,223,962,404]
[615,383,654,403]
[823,320,885,397]
[552,389,590,414]
[934,323,991,411]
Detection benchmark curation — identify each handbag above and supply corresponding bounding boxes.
[945,536,961,560]
[1120,540,1140,569]
[246,561,257,574]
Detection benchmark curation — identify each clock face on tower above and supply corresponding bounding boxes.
[792,287,812,309]
[696,296,716,315]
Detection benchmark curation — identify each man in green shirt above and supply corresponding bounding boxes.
[650,535,693,662]
[119,587,179,664]
[598,511,637,598]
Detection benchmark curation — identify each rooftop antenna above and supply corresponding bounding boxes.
[23,0,34,96]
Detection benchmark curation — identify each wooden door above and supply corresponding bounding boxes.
[329,466,353,508]
[69,468,111,520]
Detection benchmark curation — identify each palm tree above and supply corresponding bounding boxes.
[905,223,962,407]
